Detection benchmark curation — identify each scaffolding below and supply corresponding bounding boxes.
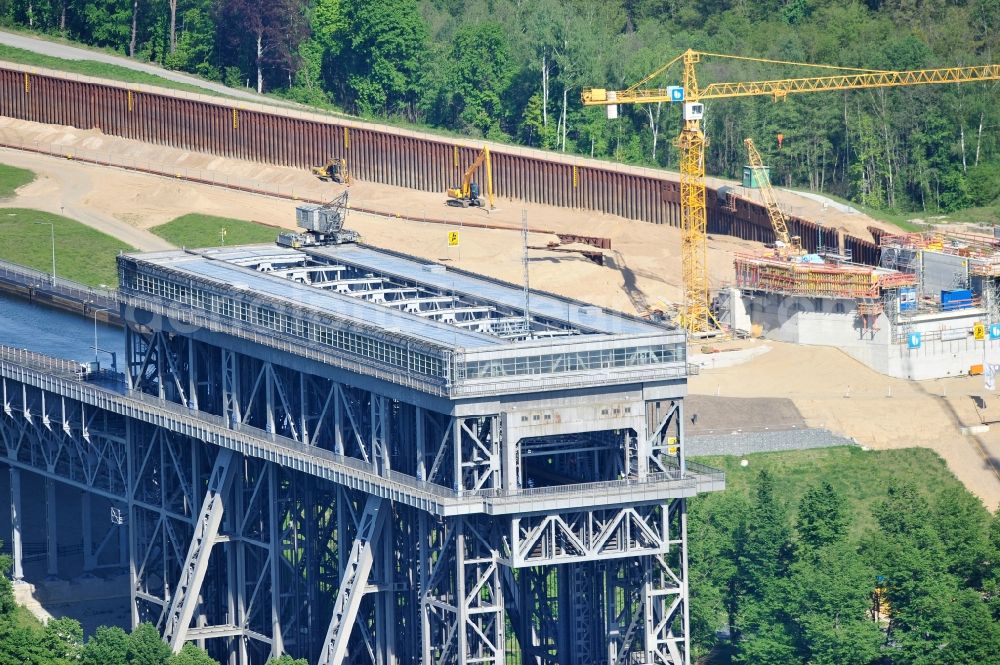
[734,254,915,300]
[880,230,1000,277]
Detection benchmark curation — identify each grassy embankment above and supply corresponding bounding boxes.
[151,214,278,248]
[0,42,230,99]
[0,208,133,286]
[805,189,1000,231]
[0,163,34,198]
[692,445,982,538]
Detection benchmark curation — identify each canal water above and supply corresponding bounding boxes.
[0,291,125,367]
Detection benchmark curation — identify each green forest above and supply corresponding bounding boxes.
[0,0,998,216]
[690,448,1000,664]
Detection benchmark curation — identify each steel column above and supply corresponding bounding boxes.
[164,447,238,651]
[8,467,23,583]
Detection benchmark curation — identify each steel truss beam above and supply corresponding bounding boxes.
[164,447,237,649]
[253,257,578,341]
[3,329,703,665]
[510,502,678,566]
[319,495,387,665]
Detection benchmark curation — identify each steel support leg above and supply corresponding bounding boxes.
[9,467,23,583]
[319,494,388,665]
[46,478,58,577]
[81,491,95,572]
[268,465,284,659]
[127,420,140,628]
[164,448,238,651]
[377,511,397,665]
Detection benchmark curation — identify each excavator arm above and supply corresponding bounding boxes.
[447,147,494,209]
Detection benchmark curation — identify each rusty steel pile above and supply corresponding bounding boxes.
[0,63,877,265]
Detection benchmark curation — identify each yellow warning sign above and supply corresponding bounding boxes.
[974,322,986,340]
[448,231,460,247]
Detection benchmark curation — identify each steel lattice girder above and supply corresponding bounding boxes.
[1,329,707,665]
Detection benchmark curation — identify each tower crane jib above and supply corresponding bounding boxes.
[583,49,1000,334]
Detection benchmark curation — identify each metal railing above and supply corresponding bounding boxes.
[0,346,84,377]
[0,260,118,309]
[449,363,692,398]
[470,468,706,501]
[118,293,453,398]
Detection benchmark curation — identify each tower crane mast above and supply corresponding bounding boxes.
[583,50,1000,333]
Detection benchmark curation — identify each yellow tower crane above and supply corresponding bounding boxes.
[583,50,1000,333]
[744,137,800,256]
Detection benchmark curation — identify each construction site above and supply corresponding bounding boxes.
[719,228,1000,380]
[0,42,999,665]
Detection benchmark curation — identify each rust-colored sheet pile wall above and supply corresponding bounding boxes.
[0,64,879,265]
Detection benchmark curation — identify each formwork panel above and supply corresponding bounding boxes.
[921,250,970,296]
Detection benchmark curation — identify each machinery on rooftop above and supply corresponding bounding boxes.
[277,191,358,248]
[583,49,1000,333]
[446,146,494,209]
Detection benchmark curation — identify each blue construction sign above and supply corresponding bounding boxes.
[907,332,922,349]
[990,324,1000,340]
[668,86,684,102]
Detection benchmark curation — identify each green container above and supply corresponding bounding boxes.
[742,165,770,189]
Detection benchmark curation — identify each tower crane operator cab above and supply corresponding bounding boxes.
[683,102,705,120]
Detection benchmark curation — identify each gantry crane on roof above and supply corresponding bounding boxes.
[744,137,800,256]
[583,49,1000,334]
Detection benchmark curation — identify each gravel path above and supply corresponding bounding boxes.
[0,29,273,104]
[0,147,175,253]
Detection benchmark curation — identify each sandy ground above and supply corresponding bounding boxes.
[0,117,773,311]
[0,116,895,308]
[690,340,1000,510]
[0,118,995,509]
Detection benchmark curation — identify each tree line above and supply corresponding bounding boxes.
[0,561,306,665]
[0,0,998,214]
[689,471,1000,663]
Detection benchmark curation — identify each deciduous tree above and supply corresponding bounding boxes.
[80,625,129,665]
[342,0,428,118]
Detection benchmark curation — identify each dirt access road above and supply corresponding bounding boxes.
[0,148,173,251]
[0,29,272,104]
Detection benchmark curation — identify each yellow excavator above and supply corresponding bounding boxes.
[447,147,494,209]
[744,138,802,257]
[311,157,349,184]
